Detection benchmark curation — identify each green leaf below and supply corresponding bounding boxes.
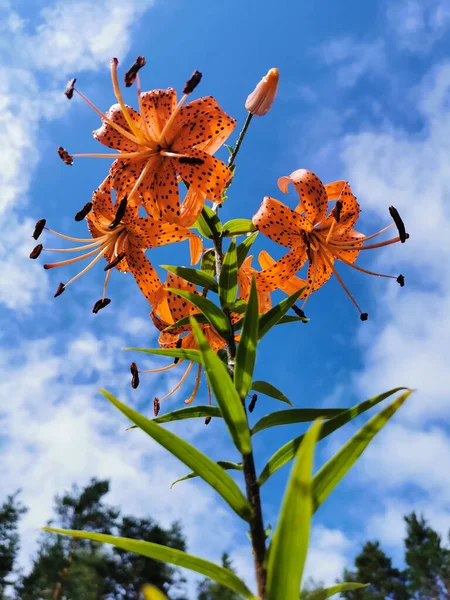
[171,461,243,487]
[277,315,308,325]
[44,529,255,599]
[258,288,306,339]
[234,277,259,399]
[312,390,412,512]
[236,231,258,268]
[101,390,252,521]
[167,288,232,341]
[218,238,238,308]
[143,584,169,600]
[190,319,252,455]
[163,313,209,332]
[223,219,257,237]
[251,381,293,406]
[125,347,202,363]
[266,420,322,600]
[161,265,218,293]
[304,583,369,600]
[252,408,345,435]
[127,406,223,431]
[258,387,408,485]
[201,249,216,276]
[194,206,222,239]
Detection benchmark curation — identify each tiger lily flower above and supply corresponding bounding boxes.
[252,169,407,319]
[64,59,236,225]
[31,177,202,310]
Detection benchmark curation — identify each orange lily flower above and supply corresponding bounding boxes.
[30,177,202,311]
[252,169,407,319]
[65,59,236,225]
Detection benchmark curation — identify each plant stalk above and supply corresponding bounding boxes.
[228,112,253,168]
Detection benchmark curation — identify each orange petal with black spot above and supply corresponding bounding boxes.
[252,197,310,246]
[140,89,177,139]
[174,150,231,204]
[256,248,307,292]
[258,250,308,297]
[278,169,328,227]
[93,103,143,151]
[308,250,333,292]
[125,243,162,306]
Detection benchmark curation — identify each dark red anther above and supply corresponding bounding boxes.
[57,147,73,165]
[335,200,343,223]
[360,312,369,321]
[178,156,205,166]
[74,202,92,222]
[248,394,258,413]
[389,206,407,243]
[29,244,43,259]
[54,283,65,298]
[183,70,202,94]
[204,416,212,425]
[174,338,183,364]
[130,362,139,389]
[65,78,76,99]
[32,219,46,240]
[92,298,111,314]
[153,398,160,417]
[397,274,405,287]
[104,252,126,271]
[109,197,128,230]
[291,305,306,319]
[124,56,146,87]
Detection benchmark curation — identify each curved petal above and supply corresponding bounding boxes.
[169,96,236,154]
[110,156,160,202]
[165,273,201,323]
[158,330,180,348]
[179,188,206,227]
[149,159,181,222]
[256,248,307,292]
[308,250,333,292]
[140,89,177,139]
[258,250,308,297]
[91,175,115,221]
[237,255,272,314]
[204,326,226,352]
[278,169,328,227]
[174,150,231,204]
[252,197,310,246]
[329,230,364,264]
[125,243,162,306]
[93,103,144,151]
[319,181,360,233]
[127,218,194,249]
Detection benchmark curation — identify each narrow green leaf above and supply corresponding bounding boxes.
[44,529,255,600]
[127,406,223,431]
[223,219,256,236]
[101,390,252,521]
[252,408,345,435]
[161,265,218,293]
[277,315,308,325]
[219,238,238,308]
[312,390,412,511]
[171,461,243,487]
[201,249,216,276]
[194,206,223,239]
[143,584,169,600]
[258,387,408,485]
[163,313,209,332]
[305,583,369,600]
[266,420,322,600]
[167,288,232,341]
[258,288,306,339]
[125,347,202,363]
[236,231,258,268]
[251,381,293,406]
[234,277,259,399]
[190,319,252,455]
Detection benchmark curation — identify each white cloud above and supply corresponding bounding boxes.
[303,525,352,586]
[387,0,450,52]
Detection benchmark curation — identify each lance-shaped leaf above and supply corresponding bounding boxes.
[258,289,305,339]
[191,319,252,455]
[194,205,223,239]
[167,288,232,340]
[236,231,258,268]
[312,389,412,512]
[266,420,322,600]
[162,265,218,293]
[251,381,293,406]
[252,408,345,435]
[171,461,243,487]
[44,529,255,600]
[304,583,369,600]
[219,238,238,308]
[201,249,216,276]
[258,387,408,485]
[234,277,259,399]
[125,347,202,363]
[127,406,223,431]
[101,390,252,521]
[223,219,257,236]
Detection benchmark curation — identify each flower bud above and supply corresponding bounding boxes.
[245,68,279,116]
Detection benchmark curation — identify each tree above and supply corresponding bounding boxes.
[0,492,27,599]
[197,553,240,600]
[341,541,410,600]
[404,512,450,600]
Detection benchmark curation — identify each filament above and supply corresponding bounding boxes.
[110,59,145,141]
[184,363,202,404]
[159,362,194,402]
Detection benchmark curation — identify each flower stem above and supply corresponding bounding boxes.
[228,112,253,168]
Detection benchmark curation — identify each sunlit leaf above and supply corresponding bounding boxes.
[235,277,259,399]
[171,461,243,487]
[127,406,223,431]
[201,249,216,276]
[161,265,218,292]
[223,219,257,236]
[163,313,209,332]
[236,231,258,268]
[252,408,345,435]
[194,206,223,239]
[219,238,238,308]
[258,289,306,339]
[304,583,369,600]
[251,381,293,406]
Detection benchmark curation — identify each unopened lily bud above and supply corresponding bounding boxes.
[245,68,279,116]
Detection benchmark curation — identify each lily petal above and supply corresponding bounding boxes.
[175,149,231,204]
[140,89,177,139]
[278,169,328,227]
[252,196,310,245]
[93,103,143,151]
[124,242,162,305]
[256,248,307,292]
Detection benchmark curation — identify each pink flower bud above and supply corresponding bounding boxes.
[245,68,279,116]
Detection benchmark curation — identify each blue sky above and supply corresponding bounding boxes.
[1,0,450,595]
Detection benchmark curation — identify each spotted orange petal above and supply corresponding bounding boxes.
[328,230,364,264]
[93,103,144,151]
[252,197,310,246]
[149,159,181,221]
[258,250,308,297]
[165,273,201,323]
[140,89,177,139]
[175,149,231,204]
[318,181,360,234]
[278,169,328,227]
[256,248,307,292]
[124,242,162,306]
[307,250,333,292]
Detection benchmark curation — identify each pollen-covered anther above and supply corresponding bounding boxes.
[177,156,205,166]
[57,147,74,166]
[32,219,46,240]
[29,244,43,259]
[104,252,126,271]
[65,78,76,99]
[54,282,65,298]
[248,394,258,413]
[389,206,407,243]
[109,196,128,230]
[360,313,369,321]
[74,202,93,222]
[153,397,160,417]
[130,362,140,389]
[291,305,306,319]
[124,56,146,87]
[92,298,111,314]
[183,70,202,94]
[397,274,405,287]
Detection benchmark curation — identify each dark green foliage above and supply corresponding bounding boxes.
[0,492,27,598]
[197,553,240,600]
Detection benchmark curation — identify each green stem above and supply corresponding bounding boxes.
[228,112,253,168]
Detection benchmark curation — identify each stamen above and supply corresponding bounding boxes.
[32,219,46,240]
[291,305,306,319]
[92,298,111,314]
[72,149,157,160]
[45,228,104,243]
[184,363,202,404]
[325,219,336,243]
[139,362,182,374]
[125,56,146,87]
[60,245,112,289]
[57,147,74,165]
[104,252,126,271]
[54,283,65,298]
[335,200,343,222]
[248,394,258,413]
[43,246,101,269]
[183,70,202,95]
[102,268,112,301]
[389,206,407,243]
[159,362,194,402]
[159,94,188,146]
[124,157,159,206]
[44,239,104,253]
[65,78,76,99]
[154,398,160,416]
[130,362,139,389]
[177,156,205,166]
[205,417,212,425]
[397,274,405,287]
[323,224,393,246]
[74,202,93,222]
[174,338,183,364]
[110,57,144,141]
[360,313,369,321]
[109,197,128,230]
[29,244,43,259]
[330,248,400,281]
[301,255,317,310]
[328,235,406,252]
